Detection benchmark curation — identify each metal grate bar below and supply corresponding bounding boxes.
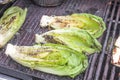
[84,1,111,80]
[83,55,93,80]
[0,65,33,80]
[110,66,116,80]
[102,4,120,80]
[94,1,118,80]
[109,6,120,80]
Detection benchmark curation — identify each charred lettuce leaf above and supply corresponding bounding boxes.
[35,28,101,55]
[5,43,88,78]
[40,13,106,38]
[0,6,27,48]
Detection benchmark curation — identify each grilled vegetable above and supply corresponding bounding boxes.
[35,28,101,55]
[5,43,88,78]
[40,13,106,38]
[112,36,120,66]
[0,6,27,48]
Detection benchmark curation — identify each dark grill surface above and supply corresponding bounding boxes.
[0,0,120,80]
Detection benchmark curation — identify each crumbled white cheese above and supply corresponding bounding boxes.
[112,47,120,63]
[115,36,120,47]
[40,15,55,27]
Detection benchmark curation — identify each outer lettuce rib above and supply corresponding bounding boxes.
[5,43,88,78]
[0,6,27,48]
[35,28,102,55]
[40,13,106,38]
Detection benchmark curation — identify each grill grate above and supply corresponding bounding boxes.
[84,0,120,80]
[90,1,119,80]
[0,0,120,80]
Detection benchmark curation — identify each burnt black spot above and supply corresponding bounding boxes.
[43,35,58,44]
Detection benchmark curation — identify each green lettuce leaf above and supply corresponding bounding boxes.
[5,43,88,78]
[0,6,27,48]
[35,28,101,55]
[71,13,106,38]
[40,13,106,38]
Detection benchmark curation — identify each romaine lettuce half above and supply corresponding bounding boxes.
[0,6,27,48]
[35,28,101,55]
[5,43,88,78]
[40,13,106,38]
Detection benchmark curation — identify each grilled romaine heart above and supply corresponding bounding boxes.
[35,28,102,55]
[0,6,27,48]
[5,43,88,78]
[40,13,106,38]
